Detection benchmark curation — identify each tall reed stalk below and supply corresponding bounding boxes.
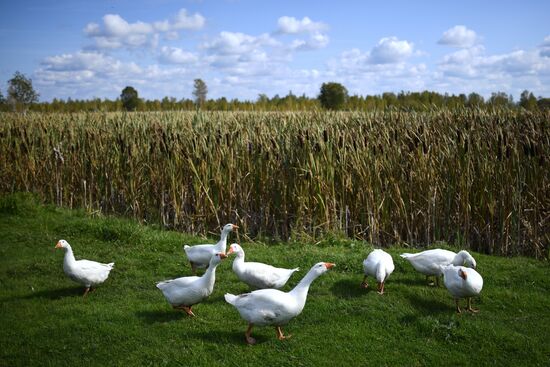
[1,110,548,257]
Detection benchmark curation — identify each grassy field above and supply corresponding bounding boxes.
[1,194,549,366]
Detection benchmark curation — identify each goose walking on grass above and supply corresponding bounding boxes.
[400,249,476,286]
[54,240,114,297]
[361,249,394,294]
[441,264,483,313]
[225,262,335,345]
[157,253,227,317]
[183,223,238,274]
[227,243,299,289]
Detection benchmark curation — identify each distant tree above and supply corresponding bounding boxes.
[467,92,484,108]
[120,86,140,111]
[519,90,537,110]
[488,92,513,108]
[537,97,550,110]
[7,71,39,112]
[318,82,348,110]
[0,89,5,112]
[193,79,208,108]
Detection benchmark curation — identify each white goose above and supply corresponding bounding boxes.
[225,262,335,345]
[441,264,483,313]
[400,249,476,285]
[183,223,238,274]
[361,249,395,294]
[227,243,299,289]
[157,252,227,316]
[54,239,114,297]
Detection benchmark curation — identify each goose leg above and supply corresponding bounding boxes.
[455,299,462,314]
[275,326,291,341]
[174,305,195,317]
[182,306,195,317]
[83,287,90,297]
[190,262,197,275]
[467,298,479,313]
[377,282,385,295]
[245,323,256,345]
[360,275,369,288]
[426,276,435,286]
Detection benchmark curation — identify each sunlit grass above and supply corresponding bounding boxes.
[1,195,549,366]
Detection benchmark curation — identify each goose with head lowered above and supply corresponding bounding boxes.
[157,252,227,317]
[183,223,238,274]
[227,243,299,289]
[54,240,114,297]
[361,249,395,294]
[400,249,476,286]
[440,264,483,313]
[225,262,335,345]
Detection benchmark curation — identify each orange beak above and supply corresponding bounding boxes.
[55,242,62,249]
[232,225,239,230]
[227,247,235,255]
[219,253,228,259]
[324,263,335,269]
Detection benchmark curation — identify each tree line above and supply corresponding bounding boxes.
[1,71,549,113]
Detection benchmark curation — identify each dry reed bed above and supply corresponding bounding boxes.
[1,110,548,257]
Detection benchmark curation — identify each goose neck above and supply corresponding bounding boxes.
[290,270,319,303]
[63,246,76,266]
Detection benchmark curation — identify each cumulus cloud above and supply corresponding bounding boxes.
[84,8,205,49]
[540,35,550,58]
[277,16,327,34]
[438,44,550,79]
[159,47,198,64]
[290,32,329,51]
[438,25,478,48]
[202,31,279,55]
[41,51,141,74]
[368,37,414,64]
[153,8,205,32]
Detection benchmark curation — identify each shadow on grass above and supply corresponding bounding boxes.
[330,279,365,298]
[20,286,84,300]
[185,329,255,345]
[136,309,188,324]
[404,293,451,314]
[396,276,432,287]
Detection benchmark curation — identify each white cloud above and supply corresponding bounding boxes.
[439,45,550,79]
[159,47,198,64]
[277,16,327,34]
[369,37,414,64]
[438,25,478,48]
[42,51,141,74]
[540,35,550,57]
[84,8,205,49]
[435,38,550,97]
[202,31,280,56]
[290,32,329,51]
[153,8,205,32]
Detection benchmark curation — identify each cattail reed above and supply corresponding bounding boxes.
[0,109,548,257]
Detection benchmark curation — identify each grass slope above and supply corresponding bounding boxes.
[1,195,549,366]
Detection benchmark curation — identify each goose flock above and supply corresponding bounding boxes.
[54,223,483,345]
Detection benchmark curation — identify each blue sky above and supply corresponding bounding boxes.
[1,0,549,101]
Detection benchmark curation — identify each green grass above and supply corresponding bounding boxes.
[1,194,549,366]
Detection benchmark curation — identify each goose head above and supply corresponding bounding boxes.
[209,252,228,266]
[458,250,476,269]
[227,243,243,256]
[222,223,239,233]
[310,262,335,276]
[54,239,70,250]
